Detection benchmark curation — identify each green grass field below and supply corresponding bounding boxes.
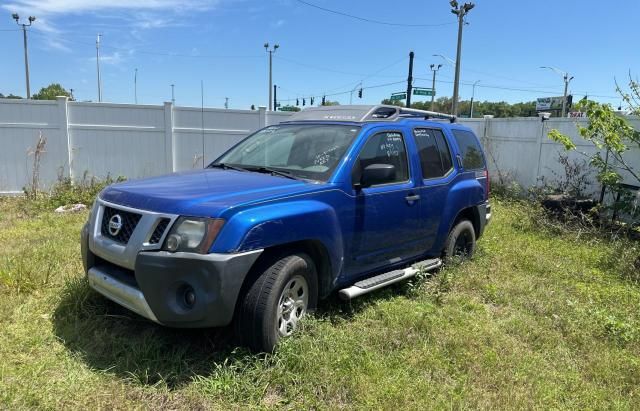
[1,197,639,409]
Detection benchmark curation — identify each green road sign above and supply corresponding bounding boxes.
[390,92,407,101]
[279,106,297,112]
[413,88,434,96]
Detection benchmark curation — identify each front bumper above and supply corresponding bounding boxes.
[81,222,262,327]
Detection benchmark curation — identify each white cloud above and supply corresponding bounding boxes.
[2,0,217,15]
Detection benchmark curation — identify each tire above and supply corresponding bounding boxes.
[235,253,318,352]
[443,219,476,263]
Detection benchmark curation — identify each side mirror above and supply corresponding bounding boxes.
[359,164,396,188]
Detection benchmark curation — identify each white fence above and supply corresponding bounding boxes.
[0,97,638,195]
[0,97,291,194]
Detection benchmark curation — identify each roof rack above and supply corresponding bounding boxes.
[283,105,457,123]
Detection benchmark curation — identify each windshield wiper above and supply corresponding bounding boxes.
[208,163,248,173]
[249,166,302,181]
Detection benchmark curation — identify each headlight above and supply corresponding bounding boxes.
[163,217,225,254]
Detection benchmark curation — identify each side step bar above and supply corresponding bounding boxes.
[338,258,442,300]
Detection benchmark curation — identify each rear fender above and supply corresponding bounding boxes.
[434,177,484,248]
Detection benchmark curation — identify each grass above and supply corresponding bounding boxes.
[1,195,640,409]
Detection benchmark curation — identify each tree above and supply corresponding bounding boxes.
[0,92,23,99]
[32,83,71,100]
[548,75,640,217]
[321,100,340,106]
[380,97,537,118]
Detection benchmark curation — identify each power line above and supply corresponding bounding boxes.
[413,77,620,99]
[276,79,406,103]
[274,55,406,78]
[294,0,456,27]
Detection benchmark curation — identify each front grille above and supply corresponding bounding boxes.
[101,206,142,244]
[149,218,170,244]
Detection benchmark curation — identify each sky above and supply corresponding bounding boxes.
[0,0,638,110]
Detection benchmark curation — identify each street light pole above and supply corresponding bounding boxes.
[349,81,362,105]
[470,80,480,118]
[264,43,279,111]
[96,34,102,102]
[540,66,574,117]
[134,68,138,104]
[429,64,442,111]
[450,1,475,117]
[12,14,35,99]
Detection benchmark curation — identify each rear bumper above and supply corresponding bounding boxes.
[477,201,491,238]
[82,222,262,327]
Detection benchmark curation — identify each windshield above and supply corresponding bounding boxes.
[212,124,361,181]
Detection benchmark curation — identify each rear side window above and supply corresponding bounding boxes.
[413,128,453,179]
[352,131,409,185]
[452,129,485,170]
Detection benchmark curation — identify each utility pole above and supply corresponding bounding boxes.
[264,43,279,111]
[540,66,573,117]
[171,84,175,104]
[470,80,480,118]
[12,14,35,99]
[134,68,138,104]
[273,84,277,111]
[406,51,415,108]
[450,1,475,116]
[96,34,102,102]
[429,64,442,111]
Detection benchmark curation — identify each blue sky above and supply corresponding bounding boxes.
[0,0,638,109]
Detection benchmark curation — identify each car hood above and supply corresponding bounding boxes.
[100,168,324,217]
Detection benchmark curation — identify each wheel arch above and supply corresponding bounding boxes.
[236,239,334,312]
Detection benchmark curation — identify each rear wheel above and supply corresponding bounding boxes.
[235,253,317,352]
[443,219,476,262]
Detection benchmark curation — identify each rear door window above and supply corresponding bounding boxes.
[412,128,453,179]
[452,129,485,170]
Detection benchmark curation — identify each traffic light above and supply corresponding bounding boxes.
[322,96,326,105]
[303,98,306,106]
[310,97,314,105]
[358,88,363,98]
[567,95,573,108]
[296,98,299,106]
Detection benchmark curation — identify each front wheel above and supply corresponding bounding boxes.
[235,253,318,352]
[443,219,476,262]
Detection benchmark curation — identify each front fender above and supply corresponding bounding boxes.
[211,200,343,276]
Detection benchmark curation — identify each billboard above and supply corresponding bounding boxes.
[536,96,566,111]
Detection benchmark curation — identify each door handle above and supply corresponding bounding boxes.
[405,194,421,202]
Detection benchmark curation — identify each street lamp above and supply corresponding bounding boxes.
[540,66,573,117]
[429,64,442,111]
[264,43,279,111]
[470,80,480,118]
[12,13,36,99]
[96,34,102,102]
[433,54,455,66]
[450,1,475,117]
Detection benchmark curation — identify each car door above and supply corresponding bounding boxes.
[412,127,457,252]
[349,128,423,272]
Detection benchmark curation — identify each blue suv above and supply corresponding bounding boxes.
[81,105,491,352]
